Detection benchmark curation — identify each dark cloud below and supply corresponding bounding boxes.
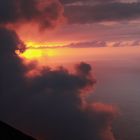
[64,40,140,48]
[64,2,140,24]
[0,0,64,29]
[0,1,118,139]
[60,0,117,5]
[0,27,32,120]
[65,41,107,48]
[0,27,25,55]
[0,27,117,140]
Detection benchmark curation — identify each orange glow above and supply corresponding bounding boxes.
[21,49,58,59]
[17,44,140,67]
[18,41,67,60]
[21,49,43,59]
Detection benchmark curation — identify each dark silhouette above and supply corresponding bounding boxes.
[0,121,36,140]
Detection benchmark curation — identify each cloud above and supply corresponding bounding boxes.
[27,39,140,49]
[0,0,64,29]
[64,1,140,24]
[60,0,117,5]
[26,40,107,49]
[0,1,118,139]
[65,41,107,48]
[111,40,140,47]
[0,27,117,140]
[66,40,140,48]
[0,27,25,55]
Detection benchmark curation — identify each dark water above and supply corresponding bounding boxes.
[89,59,140,140]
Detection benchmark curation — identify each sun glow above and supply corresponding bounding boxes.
[18,41,65,59]
[20,48,58,59]
[21,49,43,59]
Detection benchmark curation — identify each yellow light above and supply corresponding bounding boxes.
[47,49,56,57]
[19,41,66,60]
[21,49,43,59]
[26,42,40,48]
[20,48,58,60]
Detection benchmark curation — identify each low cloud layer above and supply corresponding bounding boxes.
[27,40,140,49]
[65,40,140,48]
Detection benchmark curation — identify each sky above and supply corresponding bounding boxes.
[0,0,140,140]
[15,0,140,48]
[14,0,140,63]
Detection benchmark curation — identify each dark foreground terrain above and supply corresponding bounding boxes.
[0,121,36,140]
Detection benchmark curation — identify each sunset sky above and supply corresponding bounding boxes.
[0,0,140,140]
[13,0,140,63]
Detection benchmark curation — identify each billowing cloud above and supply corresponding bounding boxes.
[63,1,140,24]
[0,27,117,140]
[0,27,25,55]
[0,0,64,29]
[0,0,118,139]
